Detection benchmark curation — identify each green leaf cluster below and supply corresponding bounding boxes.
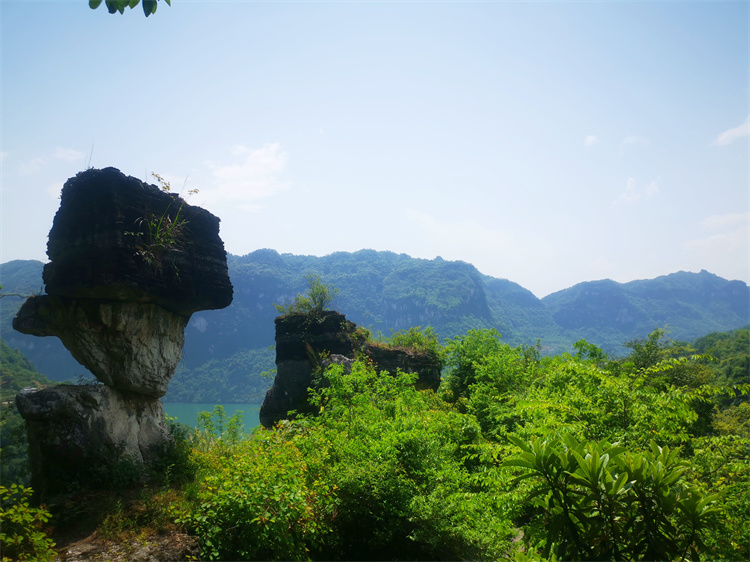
[0,339,54,488]
[0,484,56,561]
[180,361,515,560]
[89,0,170,17]
[371,325,443,357]
[504,436,721,561]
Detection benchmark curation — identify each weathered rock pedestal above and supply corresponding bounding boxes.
[259,311,365,427]
[13,167,233,499]
[259,311,442,428]
[16,385,170,496]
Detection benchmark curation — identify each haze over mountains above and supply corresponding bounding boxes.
[1,250,748,402]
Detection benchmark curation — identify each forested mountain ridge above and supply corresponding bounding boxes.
[1,251,748,392]
[543,270,750,350]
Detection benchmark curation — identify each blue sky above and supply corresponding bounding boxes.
[1,0,747,297]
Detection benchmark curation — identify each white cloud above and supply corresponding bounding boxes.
[614,177,659,205]
[699,212,749,232]
[615,177,640,204]
[712,116,749,146]
[208,143,289,210]
[685,214,748,254]
[619,135,649,155]
[0,152,7,162]
[53,147,84,162]
[584,135,599,148]
[645,180,659,197]
[18,157,47,175]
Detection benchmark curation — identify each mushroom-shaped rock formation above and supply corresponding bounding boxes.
[13,167,233,497]
[14,167,233,397]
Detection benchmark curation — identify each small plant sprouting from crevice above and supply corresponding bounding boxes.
[126,172,199,274]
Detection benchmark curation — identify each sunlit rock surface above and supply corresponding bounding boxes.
[14,297,186,397]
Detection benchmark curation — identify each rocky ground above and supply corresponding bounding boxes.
[55,530,199,562]
[42,487,200,562]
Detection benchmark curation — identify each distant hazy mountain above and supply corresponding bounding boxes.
[542,270,750,350]
[1,252,748,395]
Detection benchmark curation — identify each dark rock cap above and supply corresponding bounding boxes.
[42,167,233,317]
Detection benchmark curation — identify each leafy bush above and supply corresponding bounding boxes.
[189,405,246,456]
[274,274,339,315]
[377,325,442,357]
[504,435,721,561]
[156,325,749,560]
[301,360,514,560]
[178,430,332,561]
[0,485,55,562]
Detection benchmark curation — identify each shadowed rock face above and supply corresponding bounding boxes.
[16,385,170,498]
[363,343,441,391]
[12,167,233,497]
[41,167,232,316]
[259,311,365,427]
[259,311,441,428]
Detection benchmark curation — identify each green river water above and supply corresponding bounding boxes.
[162,403,261,433]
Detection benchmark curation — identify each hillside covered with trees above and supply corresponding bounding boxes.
[1,251,748,404]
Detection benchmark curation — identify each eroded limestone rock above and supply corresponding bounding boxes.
[14,297,186,398]
[12,167,233,496]
[259,311,365,427]
[13,167,233,396]
[363,343,441,391]
[41,167,232,316]
[259,311,441,428]
[16,385,170,498]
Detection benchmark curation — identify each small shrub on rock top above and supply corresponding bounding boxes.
[274,274,339,315]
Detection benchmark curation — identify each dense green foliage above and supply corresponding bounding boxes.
[0,339,54,487]
[693,327,749,385]
[167,326,748,561]
[372,325,443,356]
[178,363,514,561]
[0,322,747,559]
[504,437,721,561]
